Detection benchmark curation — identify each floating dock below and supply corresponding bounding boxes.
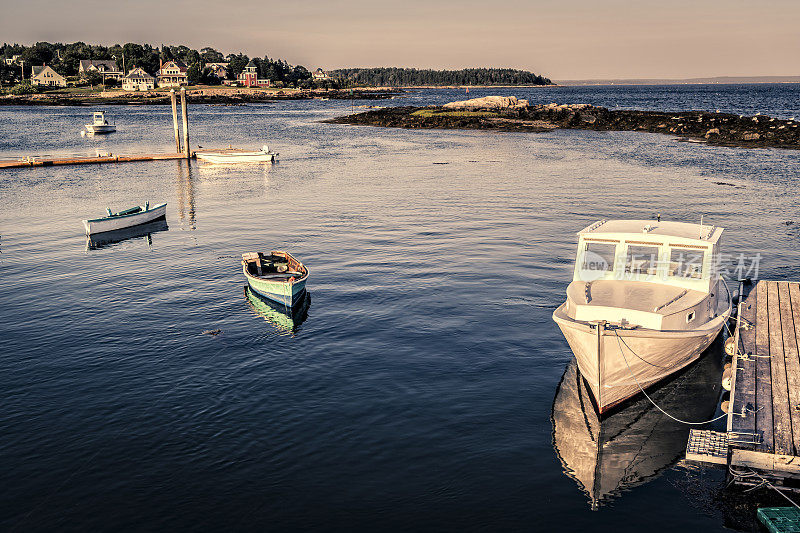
[686,279,800,491]
[0,152,192,169]
[727,280,800,487]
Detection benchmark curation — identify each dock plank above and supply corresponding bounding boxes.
[755,280,774,453]
[768,281,793,455]
[731,284,757,440]
[786,283,800,455]
[0,152,189,169]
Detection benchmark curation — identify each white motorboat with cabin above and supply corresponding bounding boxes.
[196,145,278,164]
[552,219,732,414]
[84,111,116,134]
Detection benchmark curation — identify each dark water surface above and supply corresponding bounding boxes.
[2,85,800,531]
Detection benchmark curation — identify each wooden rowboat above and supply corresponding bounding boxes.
[83,202,167,235]
[242,251,309,308]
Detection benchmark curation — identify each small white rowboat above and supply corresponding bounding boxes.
[196,145,278,164]
[83,202,167,235]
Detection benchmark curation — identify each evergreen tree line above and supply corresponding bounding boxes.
[330,67,551,87]
[0,41,317,87]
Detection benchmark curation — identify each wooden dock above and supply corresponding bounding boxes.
[0,152,192,169]
[727,280,800,487]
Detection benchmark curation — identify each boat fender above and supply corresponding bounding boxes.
[724,336,736,357]
[722,368,732,391]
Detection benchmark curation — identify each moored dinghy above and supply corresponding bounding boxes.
[196,145,278,164]
[83,202,167,235]
[552,219,732,414]
[242,251,309,307]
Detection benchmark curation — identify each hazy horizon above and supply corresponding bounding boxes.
[2,0,798,79]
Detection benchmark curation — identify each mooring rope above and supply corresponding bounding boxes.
[728,465,800,510]
[614,331,729,425]
[615,330,672,369]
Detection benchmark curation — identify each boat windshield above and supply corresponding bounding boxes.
[668,248,705,279]
[624,245,659,276]
[581,241,616,273]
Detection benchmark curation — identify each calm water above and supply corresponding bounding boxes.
[2,85,800,531]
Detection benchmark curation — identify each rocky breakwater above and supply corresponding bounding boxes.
[326,97,800,149]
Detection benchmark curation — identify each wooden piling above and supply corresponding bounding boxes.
[180,87,190,160]
[170,89,181,154]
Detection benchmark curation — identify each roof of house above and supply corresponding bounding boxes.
[125,67,155,80]
[80,59,119,71]
[245,60,257,68]
[160,60,188,73]
[31,65,63,78]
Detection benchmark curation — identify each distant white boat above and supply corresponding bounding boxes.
[196,145,278,164]
[84,111,116,134]
[83,202,167,235]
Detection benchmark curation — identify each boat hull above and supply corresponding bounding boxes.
[196,152,275,164]
[244,268,307,307]
[83,203,167,234]
[85,125,116,133]
[552,303,729,414]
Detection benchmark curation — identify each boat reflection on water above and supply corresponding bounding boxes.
[85,219,169,250]
[244,286,310,334]
[551,341,723,510]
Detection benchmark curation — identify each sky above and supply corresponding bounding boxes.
[1,0,798,79]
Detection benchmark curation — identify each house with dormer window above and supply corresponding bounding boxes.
[123,67,155,91]
[157,60,188,87]
[79,59,123,80]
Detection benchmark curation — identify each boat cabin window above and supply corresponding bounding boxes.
[625,245,659,276]
[581,241,616,272]
[668,248,705,279]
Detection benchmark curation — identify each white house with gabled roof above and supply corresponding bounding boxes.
[31,65,66,87]
[122,67,155,91]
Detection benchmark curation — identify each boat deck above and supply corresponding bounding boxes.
[727,280,800,486]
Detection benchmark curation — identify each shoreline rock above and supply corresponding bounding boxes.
[324,101,800,149]
[0,87,399,106]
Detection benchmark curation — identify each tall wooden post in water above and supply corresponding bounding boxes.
[170,89,181,153]
[180,87,190,160]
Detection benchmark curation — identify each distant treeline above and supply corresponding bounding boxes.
[0,41,321,87]
[330,68,552,87]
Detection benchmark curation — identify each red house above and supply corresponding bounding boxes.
[238,60,270,87]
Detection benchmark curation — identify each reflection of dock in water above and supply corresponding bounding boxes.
[244,286,310,335]
[175,160,196,230]
[85,218,169,250]
[552,346,722,509]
